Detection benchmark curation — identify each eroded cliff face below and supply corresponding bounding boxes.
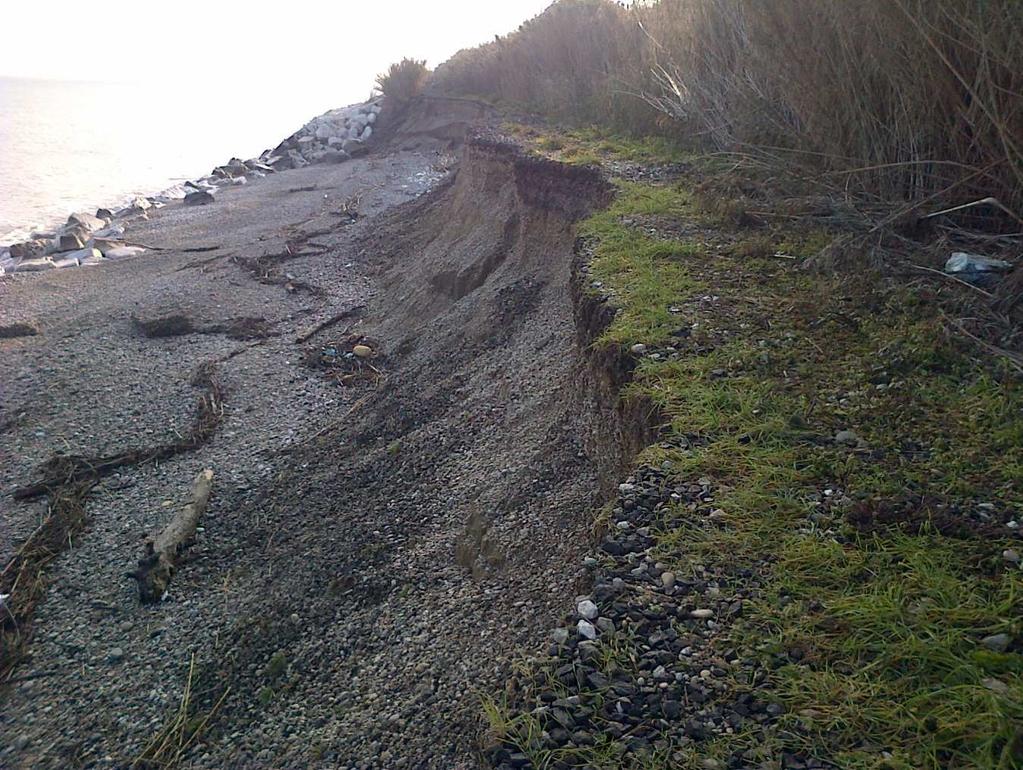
[146,130,655,768]
[0,97,661,768]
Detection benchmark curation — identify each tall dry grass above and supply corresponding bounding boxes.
[376,58,430,104]
[431,0,1023,224]
[431,0,654,130]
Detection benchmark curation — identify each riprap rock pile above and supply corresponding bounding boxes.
[265,99,383,170]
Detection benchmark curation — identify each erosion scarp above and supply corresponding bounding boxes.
[163,133,623,769]
[0,116,647,769]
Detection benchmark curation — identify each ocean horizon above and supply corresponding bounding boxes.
[0,76,355,245]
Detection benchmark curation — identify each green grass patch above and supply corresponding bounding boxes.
[581,182,704,346]
[558,131,1023,768]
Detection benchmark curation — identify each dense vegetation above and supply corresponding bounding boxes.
[431,0,1023,226]
[376,58,430,104]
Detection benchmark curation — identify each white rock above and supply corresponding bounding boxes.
[366,111,377,124]
[577,619,597,640]
[15,257,54,272]
[78,250,106,266]
[104,246,147,260]
[360,125,373,141]
[577,599,598,620]
[342,138,365,155]
[127,195,151,211]
[63,247,101,262]
[93,225,125,239]
[690,609,714,619]
[67,211,106,231]
[52,255,81,269]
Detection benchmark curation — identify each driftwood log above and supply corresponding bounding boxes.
[131,469,214,603]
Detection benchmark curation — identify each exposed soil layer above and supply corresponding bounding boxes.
[0,323,38,339]
[0,118,632,769]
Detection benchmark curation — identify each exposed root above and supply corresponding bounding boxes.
[135,314,275,341]
[229,254,326,296]
[135,315,195,338]
[1,480,92,683]
[175,253,229,273]
[2,364,225,683]
[14,362,224,502]
[0,323,39,339]
[294,304,365,344]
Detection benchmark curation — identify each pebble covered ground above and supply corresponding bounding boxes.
[0,146,468,767]
[0,119,618,769]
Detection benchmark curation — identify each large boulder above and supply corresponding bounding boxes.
[321,149,350,165]
[266,153,293,170]
[78,249,106,266]
[114,199,150,219]
[90,237,124,253]
[61,247,103,266]
[67,211,106,231]
[56,231,86,252]
[225,159,249,177]
[15,257,55,272]
[244,159,275,174]
[9,239,48,259]
[184,190,215,206]
[342,138,367,157]
[52,254,83,269]
[104,246,147,260]
[93,224,125,239]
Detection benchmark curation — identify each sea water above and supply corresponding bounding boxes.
[0,77,343,244]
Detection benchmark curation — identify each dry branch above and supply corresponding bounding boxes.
[131,470,214,603]
[294,305,365,344]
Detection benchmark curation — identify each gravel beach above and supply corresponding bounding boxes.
[0,106,617,769]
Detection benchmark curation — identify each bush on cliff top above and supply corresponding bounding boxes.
[376,58,430,104]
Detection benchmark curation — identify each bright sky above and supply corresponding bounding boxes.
[3,1,553,104]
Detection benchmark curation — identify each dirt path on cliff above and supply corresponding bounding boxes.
[0,122,616,769]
